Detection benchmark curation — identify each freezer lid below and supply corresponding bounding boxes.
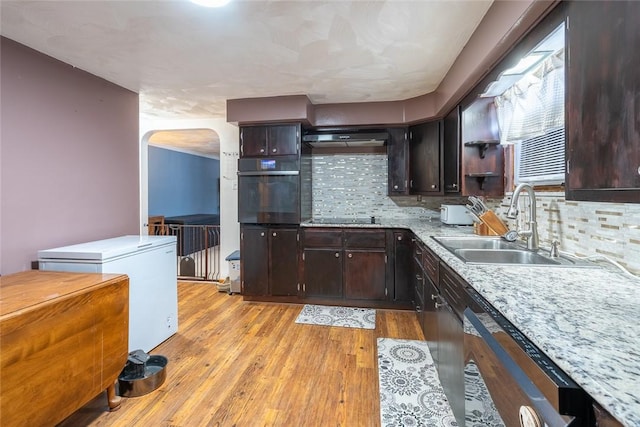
[38,235,177,261]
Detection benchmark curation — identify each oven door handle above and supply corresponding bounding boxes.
[237,171,300,176]
[464,308,574,427]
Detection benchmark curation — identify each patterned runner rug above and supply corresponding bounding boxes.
[294,304,376,329]
[377,338,457,427]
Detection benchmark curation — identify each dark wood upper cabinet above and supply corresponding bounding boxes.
[443,106,461,194]
[409,120,442,194]
[460,98,504,197]
[566,1,640,202]
[387,127,409,195]
[240,123,300,157]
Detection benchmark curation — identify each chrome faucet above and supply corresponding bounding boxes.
[506,183,539,251]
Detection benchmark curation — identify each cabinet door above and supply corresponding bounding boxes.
[240,126,268,157]
[267,124,299,156]
[392,231,412,302]
[413,249,425,331]
[387,127,409,195]
[269,228,298,296]
[423,274,438,365]
[344,250,386,300]
[303,249,343,298]
[240,226,269,295]
[437,301,465,426]
[443,106,461,194]
[409,121,442,194]
[566,1,640,202]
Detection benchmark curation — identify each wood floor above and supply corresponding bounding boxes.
[58,281,423,427]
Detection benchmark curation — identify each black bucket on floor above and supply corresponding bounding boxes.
[118,350,168,397]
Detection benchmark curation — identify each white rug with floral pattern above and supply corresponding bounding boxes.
[377,338,457,427]
[294,304,376,329]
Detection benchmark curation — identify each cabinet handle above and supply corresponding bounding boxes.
[272,148,277,153]
[393,184,398,189]
[397,235,402,241]
[335,252,340,258]
[435,302,443,309]
[410,179,414,188]
[431,184,437,189]
[416,274,423,280]
[272,232,277,237]
[431,294,438,301]
[452,183,458,188]
[260,232,265,237]
[348,253,353,258]
[260,148,265,153]
[416,305,421,311]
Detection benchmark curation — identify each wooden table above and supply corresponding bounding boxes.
[0,270,129,426]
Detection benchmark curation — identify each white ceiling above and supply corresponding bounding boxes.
[2,1,494,157]
[1,0,493,122]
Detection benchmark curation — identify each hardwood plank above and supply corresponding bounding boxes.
[58,282,422,427]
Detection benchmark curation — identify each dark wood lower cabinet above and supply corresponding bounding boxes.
[240,225,298,297]
[344,250,386,300]
[243,226,411,309]
[240,226,269,296]
[269,228,298,296]
[437,262,466,426]
[393,230,412,303]
[302,248,343,298]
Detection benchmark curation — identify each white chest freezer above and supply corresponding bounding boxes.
[38,235,178,353]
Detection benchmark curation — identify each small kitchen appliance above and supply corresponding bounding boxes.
[440,205,474,225]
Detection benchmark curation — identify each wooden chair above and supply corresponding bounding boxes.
[148,216,166,235]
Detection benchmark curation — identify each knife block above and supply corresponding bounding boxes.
[474,222,499,236]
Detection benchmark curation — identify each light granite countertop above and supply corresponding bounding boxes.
[302,214,640,427]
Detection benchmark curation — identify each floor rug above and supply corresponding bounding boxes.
[294,304,376,329]
[377,338,457,427]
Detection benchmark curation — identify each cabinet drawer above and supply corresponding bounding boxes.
[439,263,467,319]
[303,228,342,247]
[423,246,439,285]
[344,230,386,248]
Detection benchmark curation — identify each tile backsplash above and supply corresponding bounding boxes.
[491,193,640,275]
[312,154,406,218]
[312,153,468,219]
[312,154,640,275]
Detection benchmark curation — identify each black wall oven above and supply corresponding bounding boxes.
[238,156,305,224]
[463,287,590,427]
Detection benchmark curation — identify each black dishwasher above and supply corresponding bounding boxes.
[464,286,591,426]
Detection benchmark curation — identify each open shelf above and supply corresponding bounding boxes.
[465,173,501,190]
[464,140,500,158]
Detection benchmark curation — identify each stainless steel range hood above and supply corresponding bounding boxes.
[302,132,389,148]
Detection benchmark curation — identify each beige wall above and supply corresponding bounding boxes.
[0,38,140,275]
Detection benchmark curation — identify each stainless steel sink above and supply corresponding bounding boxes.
[431,236,595,267]
[455,249,562,265]
[431,236,518,250]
